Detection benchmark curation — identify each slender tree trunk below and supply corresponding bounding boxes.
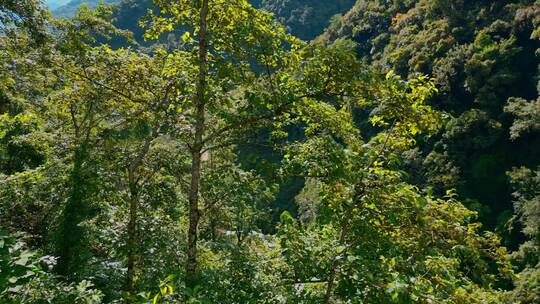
[185,0,209,287]
[125,136,154,293]
[56,143,90,278]
[125,174,138,293]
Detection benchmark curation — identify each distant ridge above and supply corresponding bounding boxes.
[53,0,119,17]
[52,0,355,41]
[46,0,72,10]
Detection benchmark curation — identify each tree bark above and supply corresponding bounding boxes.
[56,143,90,278]
[125,175,138,293]
[185,0,209,287]
[125,136,154,293]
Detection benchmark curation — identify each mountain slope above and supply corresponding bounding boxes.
[253,0,356,40]
[53,0,118,17]
[54,0,355,40]
[45,0,71,10]
[320,0,540,234]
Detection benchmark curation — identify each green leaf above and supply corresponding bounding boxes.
[181,31,191,42]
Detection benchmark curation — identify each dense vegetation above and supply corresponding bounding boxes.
[1,0,539,303]
[320,0,540,230]
[53,0,355,40]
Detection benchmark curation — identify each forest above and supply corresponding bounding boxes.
[0,0,539,303]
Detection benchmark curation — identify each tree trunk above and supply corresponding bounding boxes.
[125,136,154,293]
[125,175,138,293]
[56,143,90,278]
[185,0,209,287]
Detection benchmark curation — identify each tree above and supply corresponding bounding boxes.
[0,0,49,43]
[0,1,529,302]
[58,46,186,292]
[319,0,540,235]
[0,230,104,303]
[41,4,135,279]
[145,0,301,286]
[276,40,513,303]
[507,167,540,303]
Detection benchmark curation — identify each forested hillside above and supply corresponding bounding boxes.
[250,0,356,40]
[1,0,539,303]
[320,0,540,232]
[53,0,355,40]
[52,0,117,17]
[318,0,540,301]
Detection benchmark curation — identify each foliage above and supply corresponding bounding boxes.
[54,0,355,41]
[274,43,514,301]
[253,0,356,40]
[508,166,540,303]
[0,231,104,303]
[0,1,534,303]
[320,0,540,235]
[0,0,49,43]
[505,97,540,140]
[0,113,47,174]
